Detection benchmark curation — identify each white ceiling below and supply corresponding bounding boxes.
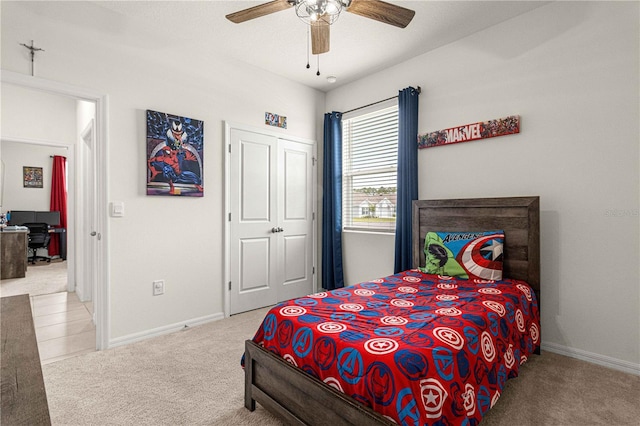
[17,1,550,92]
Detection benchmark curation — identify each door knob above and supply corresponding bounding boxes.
[278,227,284,233]
[271,227,279,233]
[90,231,97,236]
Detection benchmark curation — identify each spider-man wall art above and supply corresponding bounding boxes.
[146,109,204,197]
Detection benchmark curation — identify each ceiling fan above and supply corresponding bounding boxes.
[226,0,415,55]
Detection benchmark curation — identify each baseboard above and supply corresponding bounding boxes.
[542,341,640,376]
[108,312,225,348]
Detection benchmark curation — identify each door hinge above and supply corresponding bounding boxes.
[312,212,315,220]
[312,157,317,166]
[312,267,315,275]
[229,213,231,221]
[228,144,231,153]
[228,281,231,291]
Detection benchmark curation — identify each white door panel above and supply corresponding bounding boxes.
[229,126,315,315]
[239,238,271,292]
[283,149,308,220]
[241,141,271,221]
[230,129,278,314]
[277,139,314,302]
[283,235,307,283]
[79,119,97,318]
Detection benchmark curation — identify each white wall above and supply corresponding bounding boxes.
[326,1,639,370]
[1,140,69,212]
[1,83,77,143]
[1,2,324,342]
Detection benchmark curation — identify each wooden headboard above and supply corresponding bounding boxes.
[412,196,540,297]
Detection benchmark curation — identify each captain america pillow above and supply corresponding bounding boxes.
[421,230,505,281]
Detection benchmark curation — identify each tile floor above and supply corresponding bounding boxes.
[30,291,96,365]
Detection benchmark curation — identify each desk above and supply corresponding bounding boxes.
[49,227,67,260]
[0,228,28,279]
[7,210,65,261]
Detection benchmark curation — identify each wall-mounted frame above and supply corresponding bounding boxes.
[23,166,43,188]
[146,110,204,197]
[265,112,287,129]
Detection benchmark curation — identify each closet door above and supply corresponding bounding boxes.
[229,129,279,314]
[228,128,316,315]
[277,139,314,302]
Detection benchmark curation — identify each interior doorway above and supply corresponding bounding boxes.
[1,70,109,350]
[0,137,74,296]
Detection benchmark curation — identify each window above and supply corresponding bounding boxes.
[342,103,398,232]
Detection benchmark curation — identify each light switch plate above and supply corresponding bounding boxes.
[111,201,125,217]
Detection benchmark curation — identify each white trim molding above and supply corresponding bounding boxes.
[108,312,225,348]
[0,136,71,148]
[542,341,640,376]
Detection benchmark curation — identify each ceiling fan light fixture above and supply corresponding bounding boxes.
[294,0,348,25]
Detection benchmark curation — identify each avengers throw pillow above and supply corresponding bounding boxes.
[421,230,504,281]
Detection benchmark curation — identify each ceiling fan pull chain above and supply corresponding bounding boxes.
[306,26,310,69]
[317,55,320,76]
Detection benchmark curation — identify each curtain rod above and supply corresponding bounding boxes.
[342,86,421,115]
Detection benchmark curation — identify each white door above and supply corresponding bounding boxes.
[228,127,315,315]
[79,118,98,319]
[229,129,279,314]
[277,139,314,302]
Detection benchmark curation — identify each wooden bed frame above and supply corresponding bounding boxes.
[244,196,540,425]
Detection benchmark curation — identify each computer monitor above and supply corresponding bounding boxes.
[35,211,61,226]
[8,210,36,225]
[8,210,61,226]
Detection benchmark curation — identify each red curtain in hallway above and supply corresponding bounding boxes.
[49,155,67,256]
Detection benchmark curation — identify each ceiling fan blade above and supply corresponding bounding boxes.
[226,0,292,24]
[311,20,330,55]
[346,0,415,28]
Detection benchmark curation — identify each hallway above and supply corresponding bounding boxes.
[31,291,95,365]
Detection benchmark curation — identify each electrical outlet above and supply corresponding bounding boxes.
[153,280,165,296]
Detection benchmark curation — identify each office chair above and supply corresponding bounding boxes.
[24,223,52,264]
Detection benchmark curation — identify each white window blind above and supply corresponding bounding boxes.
[343,104,399,232]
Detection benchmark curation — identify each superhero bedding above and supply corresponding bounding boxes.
[248,270,540,425]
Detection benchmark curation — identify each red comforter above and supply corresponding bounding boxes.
[250,270,540,425]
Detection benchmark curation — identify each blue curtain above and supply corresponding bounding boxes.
[394,87,420,273]
[322,112,345,290]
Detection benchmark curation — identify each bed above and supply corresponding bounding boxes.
[244,196,540,425]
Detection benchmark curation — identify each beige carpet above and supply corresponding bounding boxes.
[0,259,67,298]
[42,307,640,425]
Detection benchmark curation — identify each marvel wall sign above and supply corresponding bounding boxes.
[418,115,520,149]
